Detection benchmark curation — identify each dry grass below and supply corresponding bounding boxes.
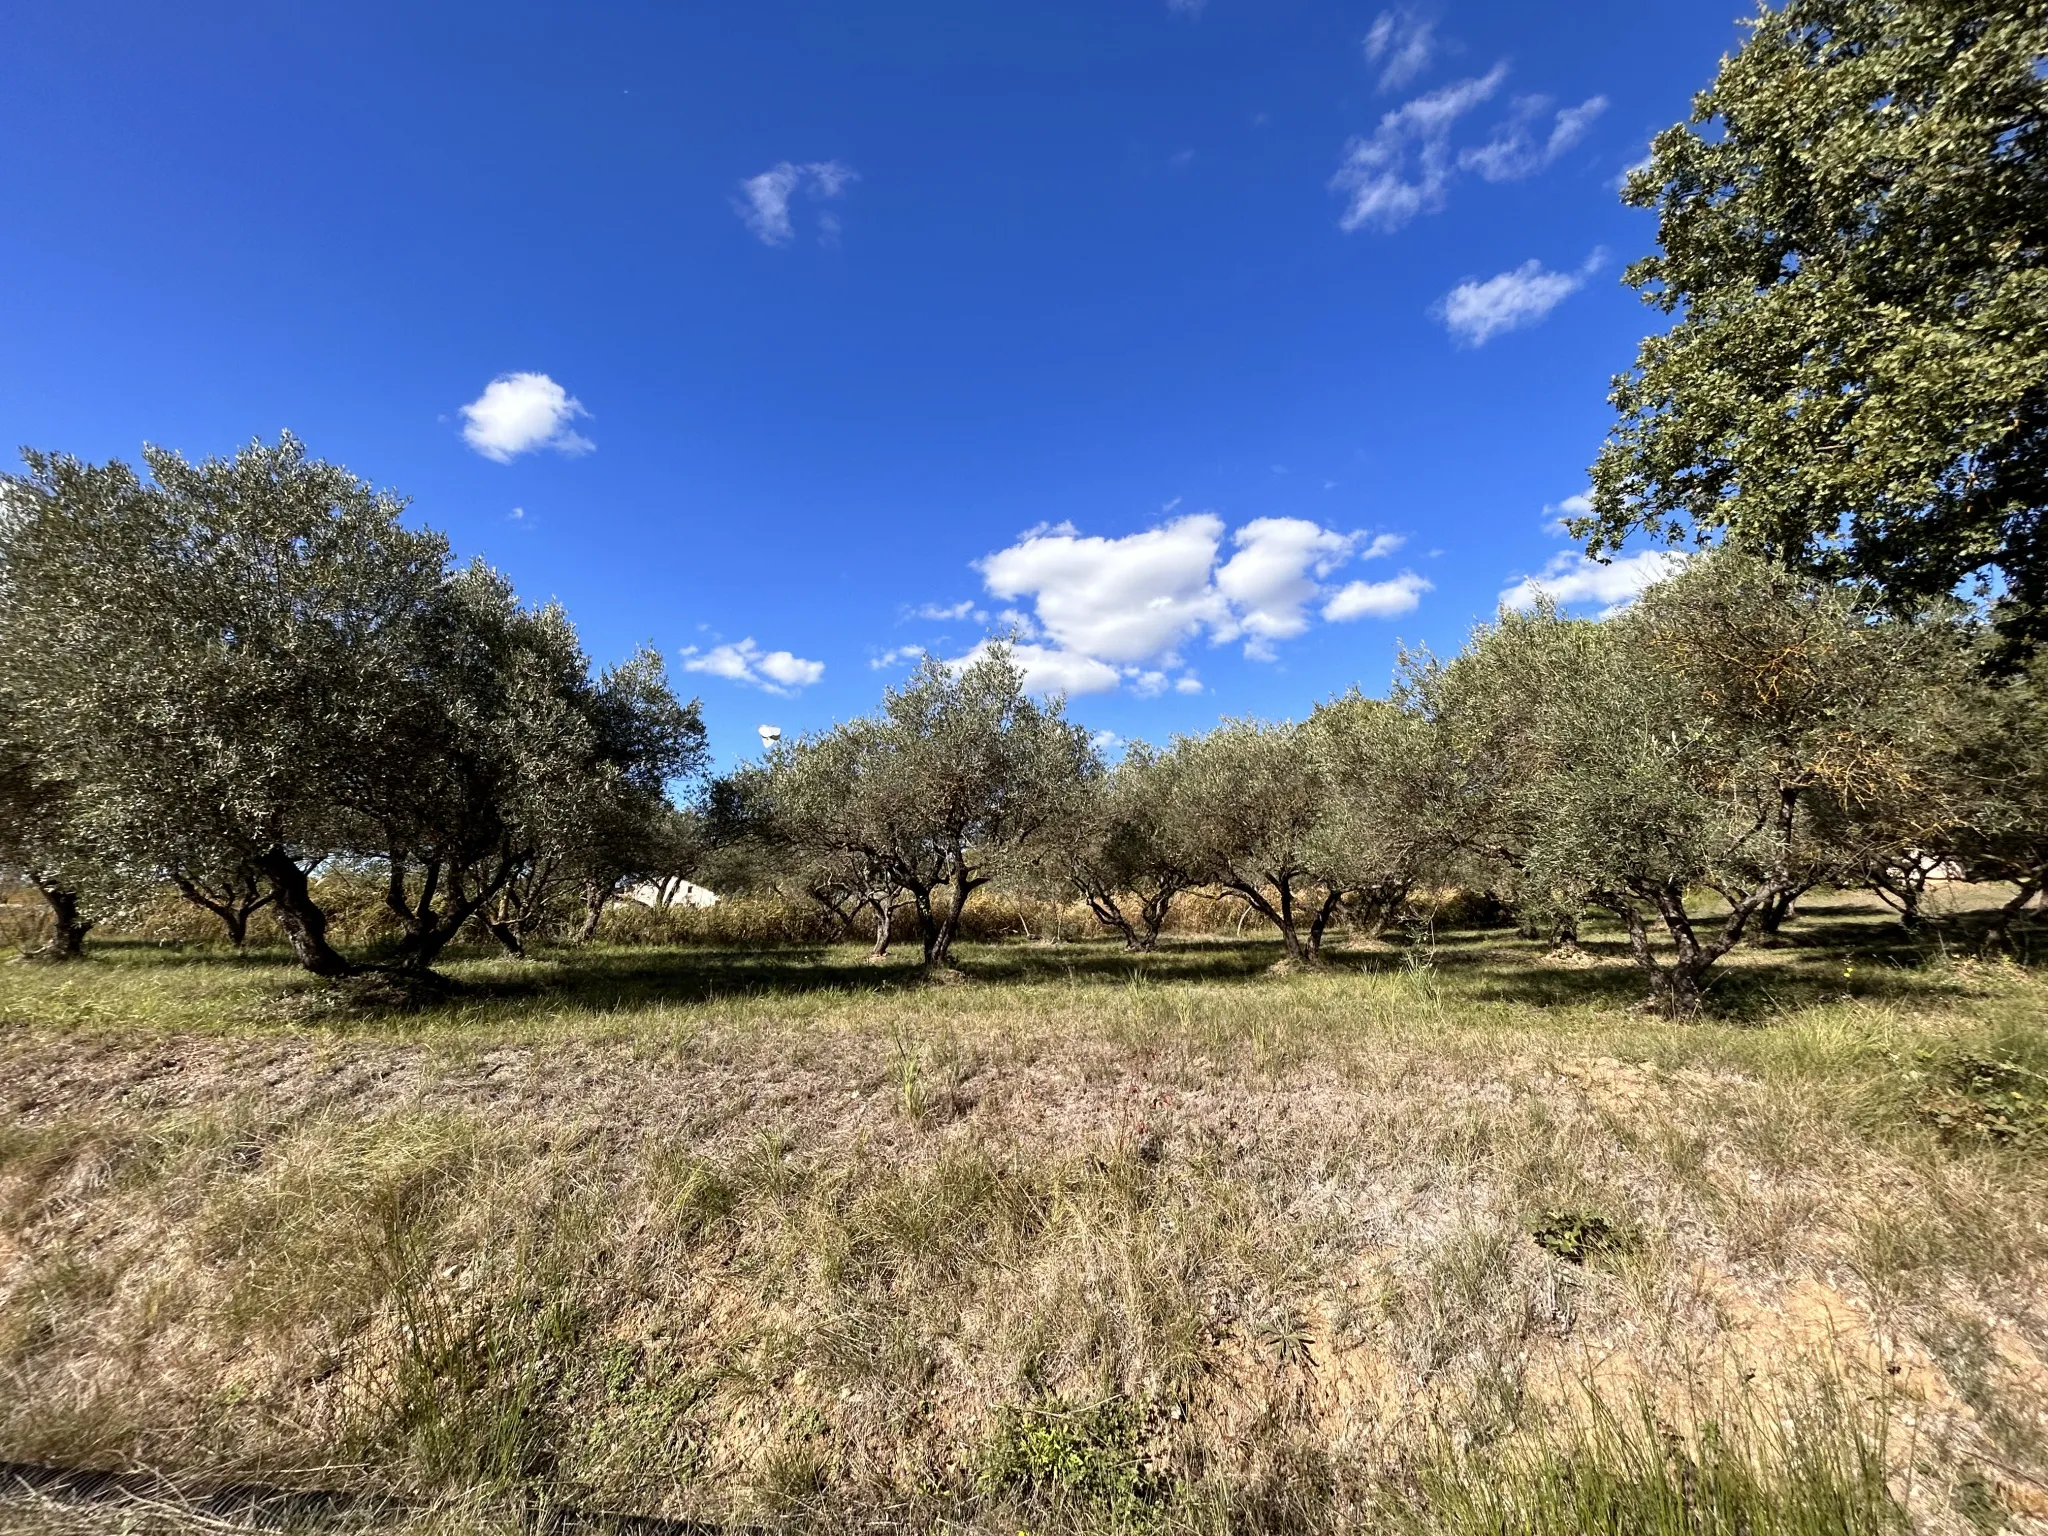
[0,892,2044,1533]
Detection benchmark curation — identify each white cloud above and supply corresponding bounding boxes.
[871,645,924,670]
[912,600,979,621]
[1459,94,1607,181]
[1359,531,1405,560]
[736,160,859,246]
[1550,96,1609,158]
[1500,550,1686,616]
[459,373,594,462]
[681,638,826,695]
[977,514,1230,665]
[1438,254,1601,346]
[1330,65,1508,231]
[1217,518,1360,655]
[1324,572,1432,621]
[952,640,1122,698]
[967,513,1419,687]
[1364,10,1436,92]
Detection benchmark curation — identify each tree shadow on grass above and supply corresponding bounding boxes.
[1428,904,2018,1022]
[74,902,2034,1031]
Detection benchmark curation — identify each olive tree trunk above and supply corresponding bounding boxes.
[254,846,352,977]
[32,883,91,959]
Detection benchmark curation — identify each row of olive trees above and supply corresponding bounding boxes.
[729,554,2044,1014]
[0,436,706,973]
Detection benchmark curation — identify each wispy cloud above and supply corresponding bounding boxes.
[1330,65,1508,232]
[1459,94,1608,181]
[1359,532,1406,560]
[911,600,983,622]
[1501,550,1686,616]
[681,638,826,694]
[1363,9,1436,92]
[736,160,859,246]
[1438,252,1603,346]
[1332,70,1609,232]
[459,373,594,462]
[1166,0,1206,15]
[1323,571,1432,621]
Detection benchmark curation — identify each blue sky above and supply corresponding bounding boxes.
[0,0,1745,764]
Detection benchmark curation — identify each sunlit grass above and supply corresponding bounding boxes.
[1,893,2042,1531]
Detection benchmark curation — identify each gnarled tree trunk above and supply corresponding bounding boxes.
[385,849,517,973]
[32,882,91,959]
[1754,882,1812,940]
[1305,888,1346,959]
[925,856,984,970]
[254,846,352,977]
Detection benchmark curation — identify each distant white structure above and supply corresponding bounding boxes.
[621,879,719,910]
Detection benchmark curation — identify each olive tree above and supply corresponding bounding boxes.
[1303,691,1434,947]
[0,434,701,976]
[1398,617,1597,949]
[1421,554,1939,1012]
[1926,649,2048,952]
[0,438,450,973]
[759,648,1094,969]
[409,624,705,963]
[1034,742,1200,952]
[745,722,915,958]
[364,578,700,972]
[1165,719,1333,963]
[0,703,102,958]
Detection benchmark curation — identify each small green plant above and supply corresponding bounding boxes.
[1912,1052,2048,1147]
[1531,1209,1628,1265]
[892,1023,930,1124]
[978,1398,1160,1519]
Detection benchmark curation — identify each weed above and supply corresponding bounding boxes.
[978,1397,1161,1519]
[1531,1209,1630,1266]
[1912,1051,2048,1147]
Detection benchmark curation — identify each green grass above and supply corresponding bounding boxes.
[1,894,2044,1532]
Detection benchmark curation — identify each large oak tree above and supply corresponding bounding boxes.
[1585,0,2048,658]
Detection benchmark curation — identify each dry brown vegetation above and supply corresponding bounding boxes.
[1,892,2044,1534]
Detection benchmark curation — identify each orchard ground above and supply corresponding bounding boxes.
[1,890,2044,1534]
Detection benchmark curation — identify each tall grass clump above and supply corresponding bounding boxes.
[1389,1379,1907,1536]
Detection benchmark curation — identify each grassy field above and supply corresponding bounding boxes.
[1,894,2044,1533]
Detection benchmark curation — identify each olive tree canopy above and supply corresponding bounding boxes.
[1030,741,1200,953]
[1417,554,1941,1012]
[0,435,702,975]
[756,647,1094,969]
